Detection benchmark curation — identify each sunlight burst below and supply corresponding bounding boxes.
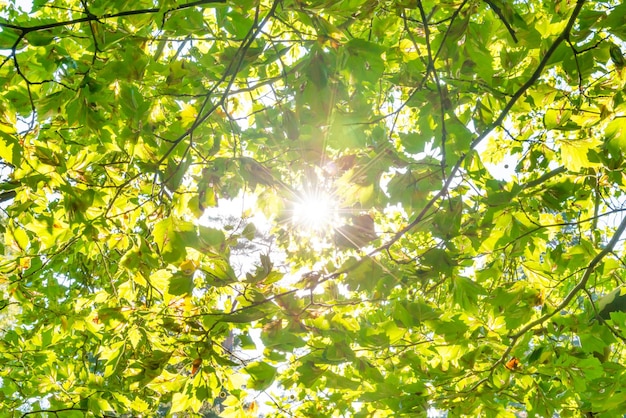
[292,191,337,231]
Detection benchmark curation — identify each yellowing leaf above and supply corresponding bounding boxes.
[179,103,197,128]
[149,269,172,295]
[178,259,197,275]
[131,397,150,412]
[170,392,191,413]
[0,132,21,166]
[128,327,143,349]
[398,38,419,61]
[9,227,29,251]
[559,137,602,172]
[221,390,257,418]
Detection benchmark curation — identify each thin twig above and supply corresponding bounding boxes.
[483,0,518,43]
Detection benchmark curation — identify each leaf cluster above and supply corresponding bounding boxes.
[2,0,626,417]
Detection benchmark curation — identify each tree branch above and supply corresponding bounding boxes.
[153,0,282,170]
[483,0,518,43]
[0,190,16,204]
[511,212,626,340]
[21,408,87,418]
[522,166,566,189]
[378,0,587,253]
[0,0,225,33]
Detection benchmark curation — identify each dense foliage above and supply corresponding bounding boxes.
[2,0,626,416]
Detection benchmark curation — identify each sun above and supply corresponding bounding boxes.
[291,190,337,231]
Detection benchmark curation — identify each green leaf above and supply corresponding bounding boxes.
[451,276,484,312]
[2,0,626,415]
[343,257,384,291]
[164,152,192,192]
[152,217,196,263]
[610,44,625,67]
[399,132,427,154]
[0,28,21,49]
[197,225,225,251]
[168,272,194,296]
[244,362,276,391]
[24,30,55,46]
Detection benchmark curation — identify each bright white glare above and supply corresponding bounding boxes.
[292,191,337,231]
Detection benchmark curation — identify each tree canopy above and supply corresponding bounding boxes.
[2,0,626,416]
